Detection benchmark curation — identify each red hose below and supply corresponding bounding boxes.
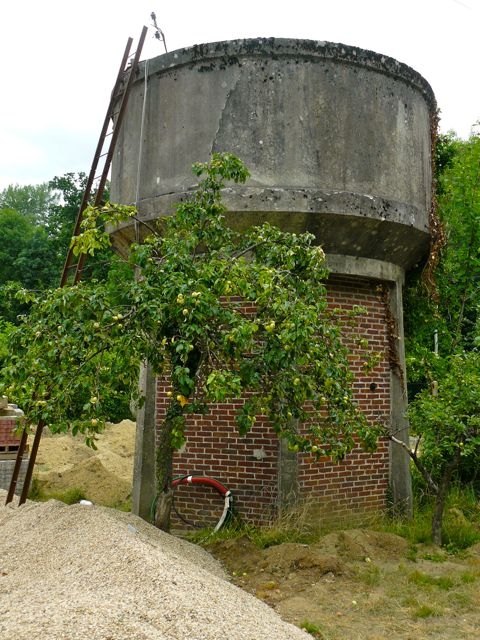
[172,475,229,496]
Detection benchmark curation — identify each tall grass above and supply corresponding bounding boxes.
[188,481,480,552]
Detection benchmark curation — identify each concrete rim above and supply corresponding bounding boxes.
[140,37,436,111]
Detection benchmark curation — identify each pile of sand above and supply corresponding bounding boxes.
[0,492,309,640]
[33,420,136,506]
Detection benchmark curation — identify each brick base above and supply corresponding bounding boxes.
[156,277,393,529]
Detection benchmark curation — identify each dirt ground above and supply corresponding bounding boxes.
[32,422,480,640]
[205,531,480,639]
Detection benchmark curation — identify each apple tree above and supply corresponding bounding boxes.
[2,153,380,530]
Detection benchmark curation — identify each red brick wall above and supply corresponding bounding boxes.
[156,276,392,529]
[298,276,391,520]
[0,417,21,447]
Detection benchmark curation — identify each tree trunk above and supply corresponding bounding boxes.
[155,487,174,531]
[432,479,448,546]
[154,411,175,532]
[431,451,461,546]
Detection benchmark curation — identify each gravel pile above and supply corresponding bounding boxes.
[0,491,309,639]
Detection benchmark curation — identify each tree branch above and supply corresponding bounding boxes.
[389,434,439,493]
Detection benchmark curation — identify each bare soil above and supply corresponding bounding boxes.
[205,532,480,639]
[30,422,480,639]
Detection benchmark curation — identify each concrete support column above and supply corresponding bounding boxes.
[132,363,157,520]
[388,278,413,517]
[327,255,413,516]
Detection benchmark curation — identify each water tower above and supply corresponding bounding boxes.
[110,38,435,526]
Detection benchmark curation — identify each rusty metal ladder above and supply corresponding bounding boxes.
[5,26,147,506]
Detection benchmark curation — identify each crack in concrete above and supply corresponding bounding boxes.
[210,64,244,156]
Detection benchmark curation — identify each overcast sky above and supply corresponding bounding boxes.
[1,0,478,190]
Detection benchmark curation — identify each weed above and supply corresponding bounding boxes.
[460,571,478,584]
[28,477,47,501]
[105,498,132,513]
[401,595,419,608]
[300,620,324,638]
[443,525,480,552]
[50,487,87,505]
[412,604,440,619]
[408,570,454,590]
[355,563,381,587]
[406,545,418,562]
[372,482,480,551]
[28,481,87,506]
[434,576,455,590]
[451,592,473,608]
[420,552,447,562]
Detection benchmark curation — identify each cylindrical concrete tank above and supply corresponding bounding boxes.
[111,37,435,269]
[111,38,436,524]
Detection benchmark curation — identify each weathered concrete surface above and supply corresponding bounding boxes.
[111,37,435,269]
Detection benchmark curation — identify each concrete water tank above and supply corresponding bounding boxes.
[110,38,436,524]
[111,37,435,269]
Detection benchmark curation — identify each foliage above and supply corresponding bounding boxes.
[402,132,480,544]
[0,183,58,226]
[0,208,35,283]
[76,153,377,458]
[0,318,14,367]
[2,282,140,444]
[407,353,480,480]
[405,132,480,381]
[1,153,380,528]
[0,173,117,324]
[436,133,480,352]
[398,350,480,545]
[47,172,115,282]
[0,208,62,322]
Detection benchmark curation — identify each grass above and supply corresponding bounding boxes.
[408,570,455,590]
[28,477,87,505]
[355,563,382,587]
[178,484,480,639]
[412,604,440,619]
[373,482,480,552]
[186,482,480,556]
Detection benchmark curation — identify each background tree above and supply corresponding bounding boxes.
[0,173,121,323]
[392,351,480,545]
[0,183,58,226]
[0,173,132,420]
[2,153,380,531]
[0,208,55,323]
[402,132,480,544]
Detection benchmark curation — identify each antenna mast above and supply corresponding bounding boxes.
[151,12,168,53]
